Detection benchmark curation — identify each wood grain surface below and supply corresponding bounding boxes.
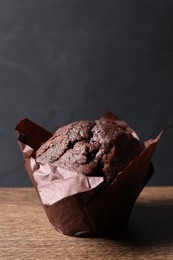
[0,187,173,259]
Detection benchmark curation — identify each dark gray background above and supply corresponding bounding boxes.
[0,0,172,186]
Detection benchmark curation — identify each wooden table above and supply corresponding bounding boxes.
[0,187,173,259]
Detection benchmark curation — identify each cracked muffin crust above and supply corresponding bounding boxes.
[36,119,144,183]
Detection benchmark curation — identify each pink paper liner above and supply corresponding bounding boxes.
[15,112,163,236]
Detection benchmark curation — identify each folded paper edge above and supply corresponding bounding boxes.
[112,129,164,186]
[15,118,52,152]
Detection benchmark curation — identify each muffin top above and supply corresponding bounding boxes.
[36,119,143,183]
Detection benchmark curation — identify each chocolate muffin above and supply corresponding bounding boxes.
[16,112,161,236]
[36,119,144,183]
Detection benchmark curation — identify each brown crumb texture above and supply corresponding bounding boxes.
[36,119,144,183]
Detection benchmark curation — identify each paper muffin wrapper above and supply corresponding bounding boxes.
[15,112,163,236]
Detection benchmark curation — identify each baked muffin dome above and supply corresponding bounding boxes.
[36,119,144,183]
